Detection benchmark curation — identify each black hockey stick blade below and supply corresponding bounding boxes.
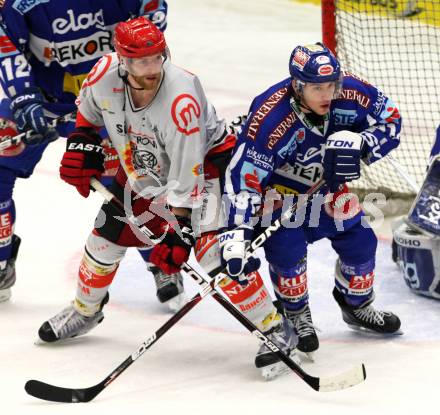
[25,379,105,403]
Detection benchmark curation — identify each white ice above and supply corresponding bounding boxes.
[2,1,439,414]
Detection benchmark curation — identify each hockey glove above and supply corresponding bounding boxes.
[150,215,196,275]
[60,127,105,198]
[323,130,363,192]
[10,87,58,145]
[218,226,261,286]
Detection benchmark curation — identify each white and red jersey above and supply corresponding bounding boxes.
[76,53,226,208]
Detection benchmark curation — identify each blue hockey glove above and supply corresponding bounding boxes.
[218,226,261,286]
[10,87,58,145]
[323,130,363,192]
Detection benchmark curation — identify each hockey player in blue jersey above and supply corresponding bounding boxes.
[0,1,182,304]
[219,43,402,365]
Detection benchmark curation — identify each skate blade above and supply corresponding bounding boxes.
[260,351,301,381]
[301,351,315,362]
[346,323,404,336]
[0,288,11,303]
[260,362,291,381]
[165,293,188,312]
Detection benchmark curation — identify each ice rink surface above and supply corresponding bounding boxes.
[1,0,439,414]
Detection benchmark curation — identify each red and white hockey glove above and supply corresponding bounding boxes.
[150,216,196,275]
[59,127,105,198]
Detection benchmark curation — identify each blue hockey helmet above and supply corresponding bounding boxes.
[289,43,341,89]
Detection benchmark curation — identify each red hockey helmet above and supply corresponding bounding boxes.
[114,17,167,58]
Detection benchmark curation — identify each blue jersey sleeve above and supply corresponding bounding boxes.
[224,92,297,228]
[0,7,35,98]
[344,74,402,165]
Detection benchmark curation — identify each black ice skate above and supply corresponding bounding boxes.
[333,288,402,335]
[38,294,109,343]
[286,304,319,360]
[0,234,21,302]
[255,317,300,380]
[150,265,187,311]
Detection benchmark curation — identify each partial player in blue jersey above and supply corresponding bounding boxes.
[0,1,179,304]
[219,43,402,362]
[392,123,440,301]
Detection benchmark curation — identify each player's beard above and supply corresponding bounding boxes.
[130,73,161,91]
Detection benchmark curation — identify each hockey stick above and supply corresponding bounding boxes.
[386,154,419,193]
[0,111,77,151]
[25,178,365,402]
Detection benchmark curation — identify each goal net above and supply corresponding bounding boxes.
[322,0,440,202]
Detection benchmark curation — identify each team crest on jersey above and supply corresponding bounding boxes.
[122,141,160,180]
[171,94,201,136]
[294,128,305,143]
[12,0,49,14]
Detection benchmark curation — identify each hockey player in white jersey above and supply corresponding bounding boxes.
[38,17,296,379]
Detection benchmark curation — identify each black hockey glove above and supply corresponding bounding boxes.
[323,130,363,192]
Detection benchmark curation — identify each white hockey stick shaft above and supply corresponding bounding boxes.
[0,111,77,151]
[386,154,419,193]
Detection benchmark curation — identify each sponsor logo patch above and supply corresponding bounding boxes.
[171,94,201,136]
[339,88,371,108]
[318,64,334,76]
[52,9,105,35]
[240,162,268,193]
[247,87,288,140]
[333,108,357,126]
[316,55,330,64]
[12,0,49,14]
[292,49,310,70]
[0,212,12,239]
[192,163,203,176]
[267,113,296,149]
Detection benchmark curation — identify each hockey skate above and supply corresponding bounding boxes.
[286,304,319,361]
[38,294,108,343]
[150,265,187,312]
[0,235,21,302]
[333,288,402,335]
[254,317,300,381]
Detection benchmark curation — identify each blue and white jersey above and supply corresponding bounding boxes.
[225,72,402,227]
[0,0,167,114]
